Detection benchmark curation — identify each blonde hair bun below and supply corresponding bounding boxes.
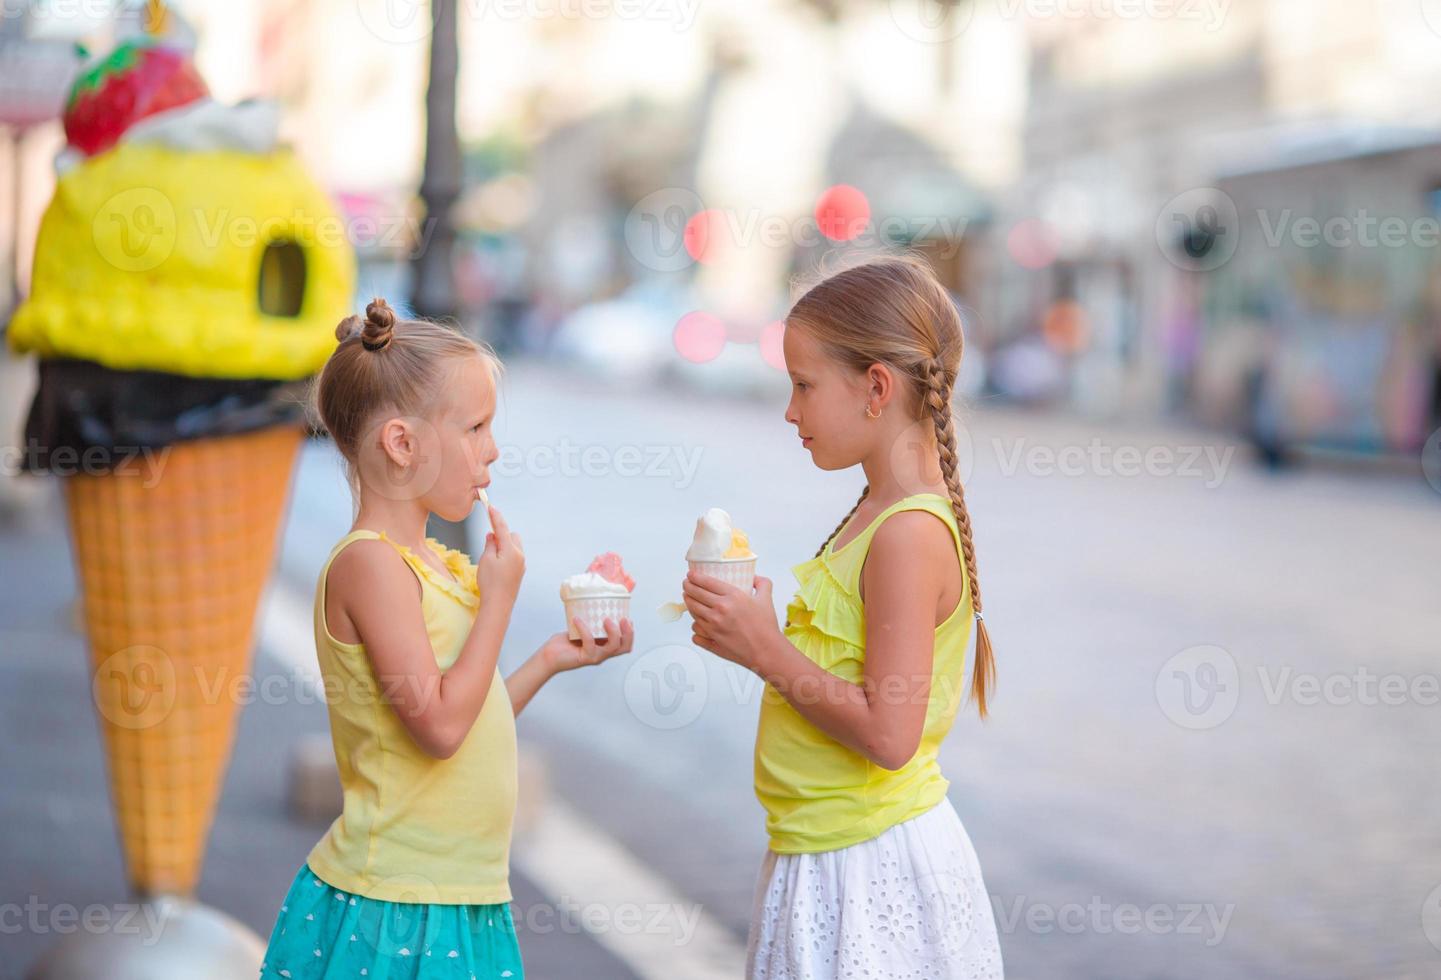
[361,298,396,351]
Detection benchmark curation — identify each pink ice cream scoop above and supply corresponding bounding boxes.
[561,552,634,639]
[586,552,635,592]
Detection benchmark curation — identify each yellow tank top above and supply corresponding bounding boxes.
[755,493,973,853]
[305,529,517,904]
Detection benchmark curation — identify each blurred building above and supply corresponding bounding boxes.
[1202,129,1441,456]
[497,1,1026,381]
[993,0,1441,455]
[6,0,1441,455]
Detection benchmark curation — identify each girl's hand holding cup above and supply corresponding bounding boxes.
[539,617,635,674]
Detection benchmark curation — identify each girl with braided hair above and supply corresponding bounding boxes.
[682,256,1003,978]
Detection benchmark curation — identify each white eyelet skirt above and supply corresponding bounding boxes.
[746,797,1004,980]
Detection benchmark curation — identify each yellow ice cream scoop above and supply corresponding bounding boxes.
[725,529,753,559]
[9,140,355,380]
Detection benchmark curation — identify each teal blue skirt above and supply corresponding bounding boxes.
[259,863,525,979]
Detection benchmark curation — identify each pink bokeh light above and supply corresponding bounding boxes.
[815,184,870,242]
[684,209,724,264]
[1007,219,1058,270]
[673,311,728,363]
[760,320,787,371]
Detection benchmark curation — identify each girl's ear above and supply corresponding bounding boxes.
[378,417,416,468]
[867,362,896,408]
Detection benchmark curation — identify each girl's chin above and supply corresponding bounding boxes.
[433,499,475,524]
[810,448,859,472]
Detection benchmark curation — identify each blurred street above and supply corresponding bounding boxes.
[466,364,1441,979]
[9,363,1437,978]
[6,2,1441,978]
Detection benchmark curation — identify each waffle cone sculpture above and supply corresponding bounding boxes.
[67,426,301,894]
[10,37,355,905]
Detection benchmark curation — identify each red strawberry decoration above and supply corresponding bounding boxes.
[587,552,635,592]
[63,40,208,157]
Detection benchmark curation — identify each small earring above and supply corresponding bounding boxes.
[865,403,882,419]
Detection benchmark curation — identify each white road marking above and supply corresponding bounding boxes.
[512,796,746,980]
[258,584,321,684]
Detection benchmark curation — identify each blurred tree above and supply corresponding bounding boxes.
[412,0,470,552]
[413,0,460,324]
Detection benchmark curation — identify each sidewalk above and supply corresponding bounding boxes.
[0,489,639,980]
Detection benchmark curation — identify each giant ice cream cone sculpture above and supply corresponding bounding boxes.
[9,38,355,899]
[67,426,301,893]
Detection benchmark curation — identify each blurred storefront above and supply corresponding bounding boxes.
[1194,128,1441,459]
[984,0,1441,454]
[985,4,1269,414]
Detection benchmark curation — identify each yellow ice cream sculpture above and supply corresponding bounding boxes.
[11,142,353,378]
[9,37,356,905]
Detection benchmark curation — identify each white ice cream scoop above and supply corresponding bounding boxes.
[685,507,734,561]
[559,571,631,601]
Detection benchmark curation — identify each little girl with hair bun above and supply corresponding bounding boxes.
[257,298,634,980]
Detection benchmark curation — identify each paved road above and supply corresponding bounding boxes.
[360,362,1436,980]
[9,360,1439,979]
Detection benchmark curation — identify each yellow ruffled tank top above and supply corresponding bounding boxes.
[755,493,973,853]
[305,529,517,903]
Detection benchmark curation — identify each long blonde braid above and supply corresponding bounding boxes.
[813,485,870,558]
[922,358,994,719]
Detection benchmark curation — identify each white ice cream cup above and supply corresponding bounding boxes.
[687,556,757,591]
[564,594,632,640]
